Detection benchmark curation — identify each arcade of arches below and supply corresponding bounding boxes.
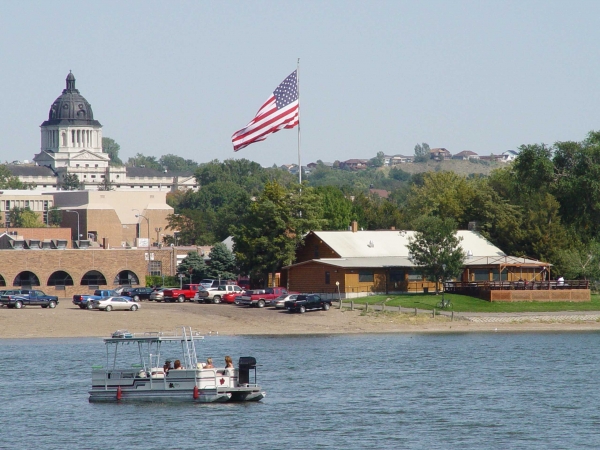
[0,248,178,298]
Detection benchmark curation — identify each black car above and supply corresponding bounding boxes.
[121,287,154,301]
[285,294,331,313]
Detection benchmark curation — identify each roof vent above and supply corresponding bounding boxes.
[367,240,374,248]
[467,250,473,258]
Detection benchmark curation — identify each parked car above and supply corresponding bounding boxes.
[121,287,154,301]
[237,287,295,308]
[149,288,172,302]
[285,294,331,313]
[91,296,140,312]
[271,293,299,309]
[0,290,59,309]
[222,291,245,304]
[73,289,124,309]
[195,285,245,304]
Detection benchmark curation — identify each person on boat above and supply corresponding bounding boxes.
[224,356,234,368]
[163,360,172,373]
[205,358,214,368]
[173,359,184,370]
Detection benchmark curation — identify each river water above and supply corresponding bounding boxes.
[1,332,599,449]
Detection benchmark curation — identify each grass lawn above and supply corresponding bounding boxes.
[345,293,600,313]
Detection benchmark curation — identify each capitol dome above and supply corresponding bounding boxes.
[41,72,102,127]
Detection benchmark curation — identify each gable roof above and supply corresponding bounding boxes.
[309,230,505,258]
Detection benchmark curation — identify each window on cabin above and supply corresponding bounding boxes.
[358,271,374,282]
[325,271,330,284]
[314,245,319,258]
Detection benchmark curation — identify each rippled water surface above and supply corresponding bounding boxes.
[2,332,600,449]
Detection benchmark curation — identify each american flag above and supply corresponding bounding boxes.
[232,70,299,152]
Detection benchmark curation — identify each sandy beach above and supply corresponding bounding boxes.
[2,301,600,339]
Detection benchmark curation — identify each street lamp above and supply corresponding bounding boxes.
[336,281,341,309]
[135,213,150,276]
[65,210,80,247]
[442,264,446,304]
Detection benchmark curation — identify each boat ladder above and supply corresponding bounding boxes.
[181,326,199,369]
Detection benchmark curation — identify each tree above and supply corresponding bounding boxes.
[62,173,83,190]
[231,181,324,285]
[205,243,237,280]
[177,251,207,283]
[102,137,123,165]
[555,241,600,280]
[0,165,32,189]
[9,207,43,228]
[414,142,430,163]
[406,216,465,293]
[47,207,62,226]
[369,151,385,167]
[97,177,113,191]
[159,154,198,172]
[126,153,161,170]
[314,186,353,230]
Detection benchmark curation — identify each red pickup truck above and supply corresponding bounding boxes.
[237,287,295,308]
[163,284,205,303]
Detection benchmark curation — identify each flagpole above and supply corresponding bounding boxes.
[297,58,301,184]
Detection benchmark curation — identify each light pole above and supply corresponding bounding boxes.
[336,280,341,309]
[135,213,150,276]
[441,263,446,304]
[65,210,80,247]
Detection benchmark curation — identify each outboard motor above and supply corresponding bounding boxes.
[238,356,257,385]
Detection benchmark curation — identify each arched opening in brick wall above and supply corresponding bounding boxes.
[0,275,6,287]
[14,271,40,287]
[47,271,74,286]
[81,270,107,286]
[114,270,139,286]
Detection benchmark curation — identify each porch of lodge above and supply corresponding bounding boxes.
[445,280,591,302]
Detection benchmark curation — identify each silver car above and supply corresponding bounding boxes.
[91,296,140,312]
[271,294,298,309]
[149,289,166,302]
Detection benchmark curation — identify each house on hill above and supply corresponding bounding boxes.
[340,159,368,170]
[282,223,552,298]
[452,151,479,160]
[429,148,452,160]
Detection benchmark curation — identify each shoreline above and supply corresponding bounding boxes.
[2,302,600,339]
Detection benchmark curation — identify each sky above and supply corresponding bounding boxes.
[2,0,600,168]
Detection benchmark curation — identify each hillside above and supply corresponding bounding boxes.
[380,159,505,177]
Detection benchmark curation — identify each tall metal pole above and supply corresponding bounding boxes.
[136,214,150,278]
[297,57,301,184]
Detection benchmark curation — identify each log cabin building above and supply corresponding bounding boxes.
[282,223,570,300]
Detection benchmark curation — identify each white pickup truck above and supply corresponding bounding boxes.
[194,285,244,304]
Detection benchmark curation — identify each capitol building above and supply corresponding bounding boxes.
[7,72,196,192]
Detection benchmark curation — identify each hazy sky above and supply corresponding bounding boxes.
[2,1,599,168]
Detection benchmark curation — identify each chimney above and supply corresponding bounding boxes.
[103,237,109,249]
[351,221,358,233]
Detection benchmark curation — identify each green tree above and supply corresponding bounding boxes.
[47,207,62,226]
[0,165,32,189]
[406,216,465,293]
[369,151,385,167]
[102,137,123,165]
[97,176,113,191]
[314,186,353,230]
[177,251,207,283]
[62,173,83,190]
[159,154,198,172]
[205,242,237,280]
[413,142,430,163]
[9,207,43,228]
[555,241,600,280]
[126,153,161,170]
[231,181,324,285]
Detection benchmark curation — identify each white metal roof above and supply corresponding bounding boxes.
[312,230,505,258]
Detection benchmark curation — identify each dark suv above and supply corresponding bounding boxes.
[121,287,154,301]
[285,294,332,313]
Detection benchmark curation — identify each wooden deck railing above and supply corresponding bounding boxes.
[445,280,589,294]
